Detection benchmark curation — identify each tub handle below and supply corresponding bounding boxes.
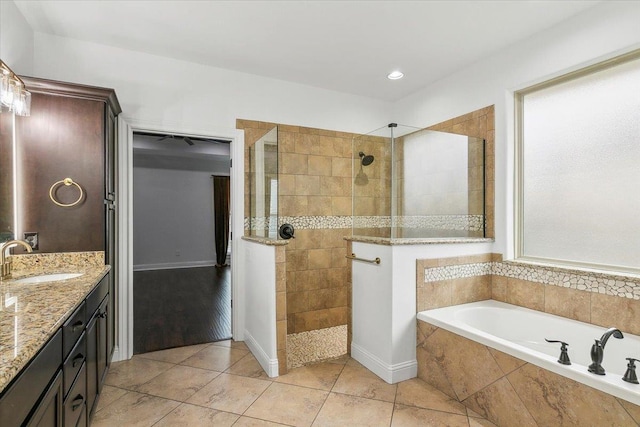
[623,358,639,384]
[545,339,571,365]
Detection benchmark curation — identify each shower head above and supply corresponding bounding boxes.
[359,151,375,166]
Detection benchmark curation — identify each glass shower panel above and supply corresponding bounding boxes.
[248,126,278,238]
[352,124,485,239]
[396,129,485,238]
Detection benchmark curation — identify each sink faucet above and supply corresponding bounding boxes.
[588,327,624,375]
[1,240,33,279]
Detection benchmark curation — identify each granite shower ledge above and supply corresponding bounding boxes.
[345,236,494,246]
[0,264,110,394]
[242,236,290,246]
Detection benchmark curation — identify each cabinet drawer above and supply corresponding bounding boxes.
[63,302,86,359]
[86,275,108,317]
[63,331,86,398]
[0,330,62,426]
[64,363,86,427]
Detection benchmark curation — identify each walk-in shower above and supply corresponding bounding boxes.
[352,123,485,239]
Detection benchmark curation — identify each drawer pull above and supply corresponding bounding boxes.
[72,353,84,367]
[71,320,84,332]
[98,311,107,319]
[72,395,84,411]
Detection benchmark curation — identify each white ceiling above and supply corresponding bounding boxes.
[14,1,600,101]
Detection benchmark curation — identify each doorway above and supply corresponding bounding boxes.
[131,131,232,354]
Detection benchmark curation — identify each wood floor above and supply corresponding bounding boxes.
[133,266,232,354]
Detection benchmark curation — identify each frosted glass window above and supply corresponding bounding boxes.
[519,55,640,271]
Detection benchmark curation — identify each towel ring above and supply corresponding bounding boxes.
[49,178,83,207]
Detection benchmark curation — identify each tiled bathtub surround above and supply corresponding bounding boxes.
[418,253,640,336]
[416,322,640,426]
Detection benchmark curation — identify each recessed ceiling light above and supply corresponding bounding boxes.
[387,71,404,80]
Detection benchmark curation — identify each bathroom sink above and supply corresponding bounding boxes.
[13,273,84,284]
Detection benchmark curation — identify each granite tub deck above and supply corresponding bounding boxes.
[0,251,109,394]
[416,319,640,426]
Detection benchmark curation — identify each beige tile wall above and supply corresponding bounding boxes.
[275,245,287,375]
[418,253,640,336]
[416,253,499,311]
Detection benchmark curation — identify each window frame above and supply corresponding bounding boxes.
[514,49,640,274]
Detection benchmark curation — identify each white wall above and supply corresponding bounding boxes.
[133,167,227,269]
[393,1,640,258]
[0,0,34,74]
[243,240,278,377]
[30,33,389,134]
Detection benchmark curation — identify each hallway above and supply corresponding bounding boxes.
[133,266,232,353]
[93,340,495,426]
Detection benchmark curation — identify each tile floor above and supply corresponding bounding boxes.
[93,340,497,426]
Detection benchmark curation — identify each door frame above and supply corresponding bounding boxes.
[114,116,245,361]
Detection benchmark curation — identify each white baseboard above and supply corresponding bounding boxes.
[351,343,417,384]
[244,330,279,378]
[111,346,125,362]
[133,260,217,271]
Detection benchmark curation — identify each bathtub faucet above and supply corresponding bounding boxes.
[588,327,624,375]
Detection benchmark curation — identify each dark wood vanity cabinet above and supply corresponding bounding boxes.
[0,273,112,427]
[86,275,109,418]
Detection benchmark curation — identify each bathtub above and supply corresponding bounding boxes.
[417,300,640,406]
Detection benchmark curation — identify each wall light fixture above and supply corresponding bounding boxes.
[0,60,31,116]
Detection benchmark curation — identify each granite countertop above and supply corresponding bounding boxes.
[0,251,109,395]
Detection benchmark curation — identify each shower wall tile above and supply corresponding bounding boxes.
[240,119,353,366]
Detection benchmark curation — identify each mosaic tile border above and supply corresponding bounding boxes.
[245,214,485,232]
[424,260,640,300]
[354,215,484,232]
[286,324,347,369]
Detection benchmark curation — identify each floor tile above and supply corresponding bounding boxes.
[395,378,466,415]
[391,404,470,427]
[326,354,351,365]
[91,391,180,427]
[331,363,397,402]
[186,373,270,414]
[469,416,499,427]
[211,339,250,351]
[225,352,273,380]
[275,361,344,391]
[312,392,393,427]
[245,382,329,427]
[136,343,211,364]
[133,364,220,401]
[180,344,248,371]
[233,416,291,426]
[105,356,174,390]
[154,402,239,426]
[95,385,128,412]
